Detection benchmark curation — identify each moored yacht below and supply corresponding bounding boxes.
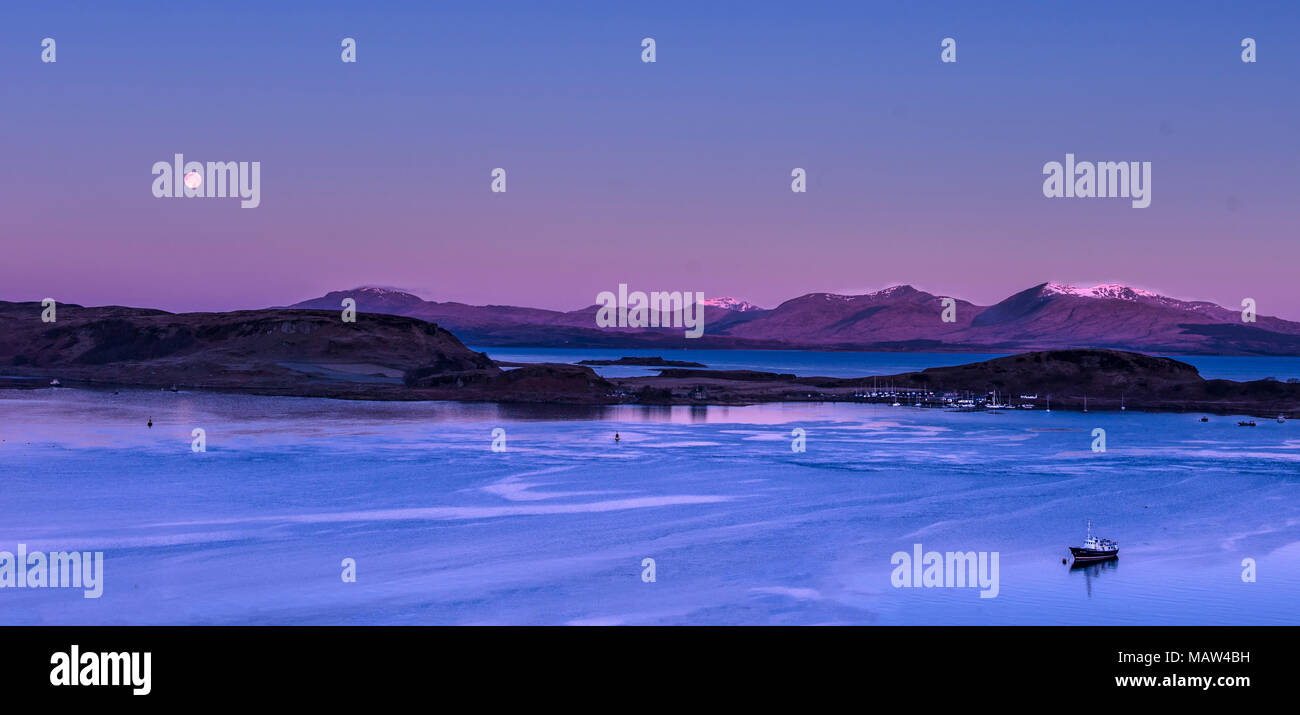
[1069,519,1118,565]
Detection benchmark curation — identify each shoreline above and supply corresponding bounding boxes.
[4,372,1295,419]
[3,298,1296,417]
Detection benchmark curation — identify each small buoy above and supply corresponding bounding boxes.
[614,433,620,442]
[1062,558,1068,564]
[147,417,152,428]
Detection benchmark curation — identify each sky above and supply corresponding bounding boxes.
[1,1,1297,317]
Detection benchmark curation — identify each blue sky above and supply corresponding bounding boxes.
[1,1,1297,316]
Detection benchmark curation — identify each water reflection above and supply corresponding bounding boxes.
[492,403,618,421]
[1069,557,1120,598]
[488,402,835,425]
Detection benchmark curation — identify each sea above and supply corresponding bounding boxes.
[1,349,1297,625]
[479,347,1300,382]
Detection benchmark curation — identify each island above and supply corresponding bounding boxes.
[2,300,1297,416]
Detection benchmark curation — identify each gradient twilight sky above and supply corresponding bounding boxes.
[1,1,1297,317]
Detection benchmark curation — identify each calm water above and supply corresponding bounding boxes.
[1,388,1297,625]
[475,347,1300,382]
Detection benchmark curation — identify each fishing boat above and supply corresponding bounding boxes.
[1069,519,1118,565]
[49,379,61,387]
[1279,415,1287,424]
[1238,420,1256,427]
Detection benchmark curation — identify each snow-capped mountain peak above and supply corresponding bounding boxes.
[350,286,421,298]
[1042,283,1159,300]
[1040,283,1234,316]
[701,297,763,311]
[865,285,918,298]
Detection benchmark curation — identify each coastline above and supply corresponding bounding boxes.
[3,302,1296,417]
[7,360,1298,418]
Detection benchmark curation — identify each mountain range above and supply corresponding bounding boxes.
[288,283,1300,356]
[3,298,1298,412]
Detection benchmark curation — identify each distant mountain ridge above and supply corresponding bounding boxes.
[286,283,1300,355]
